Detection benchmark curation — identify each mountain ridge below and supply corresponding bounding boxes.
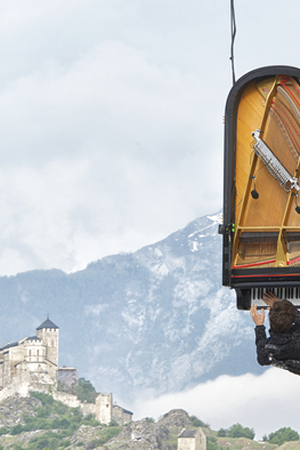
[0,213,263,404]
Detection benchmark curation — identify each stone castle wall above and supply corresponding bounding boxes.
[0,382,121,425]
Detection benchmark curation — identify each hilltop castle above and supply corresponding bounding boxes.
[0,318,59,389]
[0,318,132,426]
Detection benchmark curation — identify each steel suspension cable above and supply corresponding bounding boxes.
[230,0,236,85]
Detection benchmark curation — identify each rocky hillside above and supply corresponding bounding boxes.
[0,394,297,450]
[0,395,198,449]
[0,393,120,449]
[103,409,194,450]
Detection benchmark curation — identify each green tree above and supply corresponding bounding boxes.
[75,377,98,403]
[11,424,24,435]
[207,435,218,450]
[268,427,299,445]
[227,423,255,440]
[217,428,227,437]
[145,417,155,423]
[190,415,207,427]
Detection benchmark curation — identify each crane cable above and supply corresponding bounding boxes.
[230,0,236,85]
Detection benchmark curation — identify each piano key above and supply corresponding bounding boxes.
[251,287,300,307]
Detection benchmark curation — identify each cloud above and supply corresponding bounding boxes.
[0,40,222,275]
[0,40,220,164]
[0,0,299,275]
[132,369,300,440]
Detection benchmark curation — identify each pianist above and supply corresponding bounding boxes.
[250,292,300,370]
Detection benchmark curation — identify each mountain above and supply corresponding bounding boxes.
[0,213,264,403]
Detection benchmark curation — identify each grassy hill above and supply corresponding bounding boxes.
[215,436,277,450]
[214,436,300,450]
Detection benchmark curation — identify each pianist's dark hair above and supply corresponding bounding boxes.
[269,300,296,332]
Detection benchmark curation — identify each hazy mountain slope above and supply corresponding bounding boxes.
[0,213,263,402]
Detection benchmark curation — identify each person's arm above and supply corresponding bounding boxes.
[251,306,271,366]
[254,325,271,366]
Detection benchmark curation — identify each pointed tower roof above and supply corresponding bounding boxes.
[36,317,59,330]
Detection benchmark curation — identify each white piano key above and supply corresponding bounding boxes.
[251,287,300,307]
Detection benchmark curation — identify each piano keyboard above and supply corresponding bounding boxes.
[251,287,300,307]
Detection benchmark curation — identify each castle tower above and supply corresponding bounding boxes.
[36,317,59,367]
[95,393,112,425]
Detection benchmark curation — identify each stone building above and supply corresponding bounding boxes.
[0,317,133,426]
[0,317,59,388]
[113,403,134,425]
[178,428,206,450]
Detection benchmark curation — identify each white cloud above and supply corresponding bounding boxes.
[132,368,300,440]
[0,0,299,274]
[0,40,222,275]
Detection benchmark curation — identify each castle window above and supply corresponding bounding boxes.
[29,350,31,356]
[37,350,39,356]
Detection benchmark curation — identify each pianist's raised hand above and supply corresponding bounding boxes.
[262,292,281,308]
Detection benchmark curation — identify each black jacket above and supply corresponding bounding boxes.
[255,310,300,366]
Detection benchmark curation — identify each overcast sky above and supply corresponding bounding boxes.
[2,0,300,276]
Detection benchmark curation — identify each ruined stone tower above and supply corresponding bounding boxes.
[95,393,112,424]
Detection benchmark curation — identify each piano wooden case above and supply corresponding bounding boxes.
[219,66,300,309]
